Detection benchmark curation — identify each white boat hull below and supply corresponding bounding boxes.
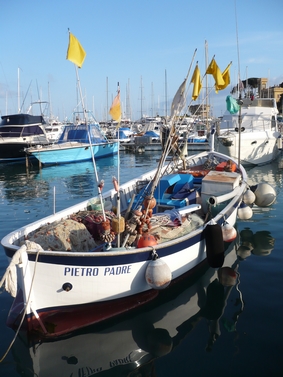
[216,130,281,165]
[215,97,281,166]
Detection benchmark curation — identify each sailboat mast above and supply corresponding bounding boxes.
[165,69,168,120]
[235,0,242,167]
[18,67,20,113]
[126,78,132,120]
[106,76,108,122]
[205,40,209,131]
[151,82,154,117]
[140,76,143,118]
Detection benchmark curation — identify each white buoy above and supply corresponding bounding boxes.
[145,258,172,289]
[251,183,276,207]
[237,202,253,220]
[243,189,256,205]
[222,223,237,242]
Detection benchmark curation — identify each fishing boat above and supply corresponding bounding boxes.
[214,95,282,166]
[0,43,277,339]
[1,124,255,337]
[25,111,119,166]
[0,104,51,163]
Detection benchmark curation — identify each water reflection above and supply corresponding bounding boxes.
[238,228,275,257]
[0,163,48,202]
[10,230,274,377]
[246,157,283,189]
[0,156,120,203]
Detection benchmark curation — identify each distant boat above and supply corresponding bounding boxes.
[0,106,51,163]
[26,111,119,166]
[44,120,65,143]
[116,126,135,143]
[215,96,282,166]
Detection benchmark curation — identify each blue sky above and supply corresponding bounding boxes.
[0,0,282,121]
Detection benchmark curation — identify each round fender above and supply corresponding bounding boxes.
[204,222,224,268]
[145,258,172,289]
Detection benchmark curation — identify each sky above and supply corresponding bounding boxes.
[0,0,282,122]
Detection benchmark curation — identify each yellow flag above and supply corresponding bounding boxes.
[191,65,202,101]
[109,90,121,122]
[67,32,86,68]
[216,62,232,91]
[206,58,225,89]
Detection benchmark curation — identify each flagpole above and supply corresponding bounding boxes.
[109,83,123,248]
[116,82,121,247]
[74,64,106,222]
[148,49,198,206]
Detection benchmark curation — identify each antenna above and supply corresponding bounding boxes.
[235,0,242,167]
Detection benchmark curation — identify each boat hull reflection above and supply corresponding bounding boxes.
[11,238,250,377]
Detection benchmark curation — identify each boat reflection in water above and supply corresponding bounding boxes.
[11,229,274,377]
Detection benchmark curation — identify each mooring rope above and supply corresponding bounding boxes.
[0,243,41,363]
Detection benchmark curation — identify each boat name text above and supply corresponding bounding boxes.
[64,265,132,277]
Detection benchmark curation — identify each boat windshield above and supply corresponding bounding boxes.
[0,126,45,138]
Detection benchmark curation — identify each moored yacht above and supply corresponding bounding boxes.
[0,112,50,162]
[214,96,281,166]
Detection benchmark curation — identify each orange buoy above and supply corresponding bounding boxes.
[222,223,237,242]
[137,233,157,248]
[143,196,156,209]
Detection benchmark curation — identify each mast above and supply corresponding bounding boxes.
[205,40,209,131]
[126,78,132,120]
[48,81,53,121]
[165,69,168,120]
[18,67,20,113]
[106,76,108,122]
[151,82,154,117]
[140,76,143,118]
[235,0,242,167]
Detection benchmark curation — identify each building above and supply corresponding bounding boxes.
[259,78,283,111]
[189,104,211,118]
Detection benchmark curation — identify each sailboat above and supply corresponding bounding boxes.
[1,48,275,339]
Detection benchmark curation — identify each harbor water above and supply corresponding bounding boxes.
[0,150,283,376]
